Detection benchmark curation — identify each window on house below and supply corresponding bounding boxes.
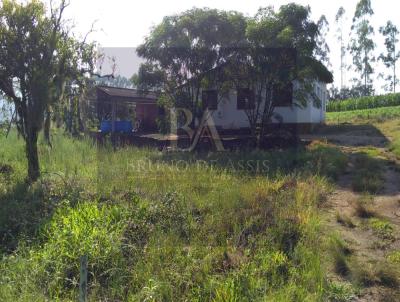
[273,82,293,107]
[202,89,218,110]
[237,88,255,110]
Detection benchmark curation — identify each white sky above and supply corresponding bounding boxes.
[63,0,400,93]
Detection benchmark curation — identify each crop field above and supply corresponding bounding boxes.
[327,93,400,112]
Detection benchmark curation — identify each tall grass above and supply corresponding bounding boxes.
[0,131,347,301]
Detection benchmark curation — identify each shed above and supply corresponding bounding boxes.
[95,86,159,133]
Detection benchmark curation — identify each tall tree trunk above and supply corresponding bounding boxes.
[394,56,396,93]
[44,110,52,148]
[26,127,40,182]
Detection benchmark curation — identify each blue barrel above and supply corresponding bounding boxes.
[116,121,133,132]
[100,120,133,133]
[100,120,112,133]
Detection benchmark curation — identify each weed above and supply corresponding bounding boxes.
[368,218,395,241]
[351,153,383,194]
[336,212,355,228]
[374,263,400,288]
[325,281,357,302]
[353,195,376,218]
[329,235,352,277]
[351,260,400,288]
[387,250,400,264]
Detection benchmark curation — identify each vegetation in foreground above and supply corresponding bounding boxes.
[0,131,349,301]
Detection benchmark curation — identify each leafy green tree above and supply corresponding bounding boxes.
[136,8,247,121]
[0,0,95,182]
[136,5,332,144]
[379,21,400,92]
[349,0,375,96]
[244,4,332,142]
[335,7,347,90]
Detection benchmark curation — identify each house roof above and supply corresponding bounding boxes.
[96,86,158,102]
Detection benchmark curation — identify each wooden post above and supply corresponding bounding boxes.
[79,255,88,302]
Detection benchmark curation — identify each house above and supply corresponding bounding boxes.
[94,86,160,133]
[200,80,329,133]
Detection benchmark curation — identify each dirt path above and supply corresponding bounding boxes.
[316,133,400,301]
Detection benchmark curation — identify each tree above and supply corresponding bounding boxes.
[135,8,247,123]
[316,15,331,68]
[243,4,332,143]
[379,21,400,93]
[335,7,347,90]
[0,0,95,182]
[135,5,332,146]
[349,0,375,96]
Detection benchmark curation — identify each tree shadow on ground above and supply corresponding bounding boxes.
[310,123,390,148]
[0,180,51,253]
[309,124,400,197]
[0,174,84,254]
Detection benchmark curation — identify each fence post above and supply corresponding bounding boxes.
[79,255,88,302]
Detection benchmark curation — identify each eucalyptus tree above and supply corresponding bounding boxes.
[335,7,347,90]
[316,15,331,68]
[349,0,375,96]
[0,0,96,182]
[379,21,400,93]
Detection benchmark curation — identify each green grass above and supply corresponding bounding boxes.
[368,218,395,241]
[327,105,400,160]
[387,251,400,264]
[326,105,400,124]
[351,153,384,194]
[0,130,350,301]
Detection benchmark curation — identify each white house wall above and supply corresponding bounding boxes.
[209,81,327,130]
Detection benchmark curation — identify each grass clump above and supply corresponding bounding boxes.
[325,281,357,302]
[335,212,355,228]
[368,218,395,241]
[387,250,400,264]
[351,261,400,288]
[353,195,376,218]
[329,234,352,277]
[351,153,384,194]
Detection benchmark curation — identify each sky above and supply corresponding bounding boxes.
[61,0,400,92]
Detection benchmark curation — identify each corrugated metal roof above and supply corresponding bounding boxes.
[96,86,158,101]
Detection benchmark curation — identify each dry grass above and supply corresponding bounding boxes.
[353,195,377,219]
[336,212,355,228]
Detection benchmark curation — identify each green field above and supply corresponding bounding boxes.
[326,105,400,124]
[0,131,351,301]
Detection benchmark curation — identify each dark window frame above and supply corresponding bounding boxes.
[237,88,255,110]
[273,82,293,107]
[202,89,218,110]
